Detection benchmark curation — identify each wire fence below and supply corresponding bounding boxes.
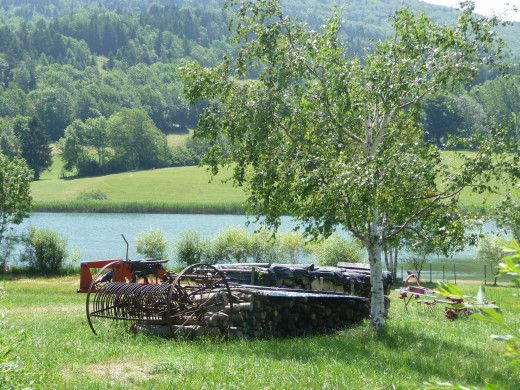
[397,264,506,285]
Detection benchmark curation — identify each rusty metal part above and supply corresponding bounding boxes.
[87,282,173,335]
[85,263,234,337]
[77,234,168,293]
[78,259,168,293]
[395,272,500,319]
[167,263,234,338]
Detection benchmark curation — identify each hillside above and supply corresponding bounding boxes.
[1,0,519,192]
[30,151,515,214]
[33,158,246,203]
[1,0,519,58]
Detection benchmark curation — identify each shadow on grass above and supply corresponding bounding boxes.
[211,319,517,388]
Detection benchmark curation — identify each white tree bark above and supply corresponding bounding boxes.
[384,246,398,280]
[368,241,385,330]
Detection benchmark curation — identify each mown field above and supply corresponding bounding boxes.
[31,151,518,214]
[2,277,519,389]
[32,156,247,213]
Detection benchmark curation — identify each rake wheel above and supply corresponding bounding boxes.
[167,263,233,338]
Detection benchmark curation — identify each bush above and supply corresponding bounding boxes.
[135,228,169,259]
[476,233,509,285]
[311,233,365,266]
[211,226,251,263]
[77,160,103,177]
[76,189,108,200]
[276,230,309,264]
[0,234,19,269]
[174,229,209,266]
[19,227,68,274]
[249,228,277,263]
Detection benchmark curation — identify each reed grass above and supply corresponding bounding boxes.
[33,199,246,214]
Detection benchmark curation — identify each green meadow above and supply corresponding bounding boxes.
[30,151,518,214]
[2,277,519,389]
[32,157,247,213]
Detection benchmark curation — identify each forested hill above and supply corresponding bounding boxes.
[1,0,519,179]
[1,0,519,57]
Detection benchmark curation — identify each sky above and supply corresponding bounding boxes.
[421,0,520,22]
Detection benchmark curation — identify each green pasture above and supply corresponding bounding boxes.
[439,151,518,208]
[32,157,247,212]
[166,130,192,147]
[2,277,519,389]
[31,151,519,213]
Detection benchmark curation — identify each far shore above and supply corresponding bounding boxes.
[32,199,490,216]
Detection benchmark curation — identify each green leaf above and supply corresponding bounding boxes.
[476,285,486,304]
[436,282,464,298]
[470,308,504,324]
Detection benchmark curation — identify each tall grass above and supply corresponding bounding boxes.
[2,278,519,389]
[33,200,246,214]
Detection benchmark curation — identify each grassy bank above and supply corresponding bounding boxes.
[2,276,519,389]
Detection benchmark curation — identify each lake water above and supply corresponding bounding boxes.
[11,212,301,263]
[9,212,500,280]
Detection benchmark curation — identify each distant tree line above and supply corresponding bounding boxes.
[58,108,214,176]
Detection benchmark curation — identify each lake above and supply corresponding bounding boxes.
[9,212,502,280]
[11,212,301,263]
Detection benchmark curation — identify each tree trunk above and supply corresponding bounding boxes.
[383,245,398,280]
[392,247,398,280]
[367,242,385,330]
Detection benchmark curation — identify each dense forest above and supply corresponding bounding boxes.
[0,0,519,178]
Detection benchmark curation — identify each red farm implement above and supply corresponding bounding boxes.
[395,273,499,319]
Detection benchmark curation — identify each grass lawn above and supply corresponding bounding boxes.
[166,130,192,147]
[2,277,519,389]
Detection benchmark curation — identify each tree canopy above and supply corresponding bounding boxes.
[180,0,518,329]
[0,151,32,250]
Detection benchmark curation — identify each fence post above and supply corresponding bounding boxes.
[454,264,456,284]
[443,264,445,282]
[430,263,432,283]
[484,265,487,285]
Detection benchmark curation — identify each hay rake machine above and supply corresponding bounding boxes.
[395,272,499,319]
[77,238,233,337]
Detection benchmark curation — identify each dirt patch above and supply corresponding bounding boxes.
[63,359,154,385]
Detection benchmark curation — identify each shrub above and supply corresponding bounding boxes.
[77,160,103,177]
[76,189,108,200]
[276,230,309,264]
[211,226,251,263]
[0,234,19,269]
[135,228,169,259]
[249,228,277,263]
[311,233,365,266]
[19,226,68,274]
[476,233,509,285]
[174,229,209,266]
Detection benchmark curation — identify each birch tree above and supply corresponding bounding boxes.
[179,0,516,329]
[0,152,32,249]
